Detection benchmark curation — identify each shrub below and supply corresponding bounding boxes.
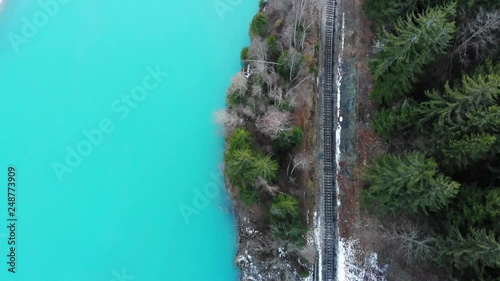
[240,47,249,61]
[239,184,259,205]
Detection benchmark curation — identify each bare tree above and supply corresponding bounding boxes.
[290,152,313,175]
[384,223,436,263]
[256,177,279,195]
[233,104,256,120]
[292,0,313,50]
[227,72,248,98]
[251,60,268,78]
[256,108,292,139]
[452,9,500,69]
[214,109,242,135]
[249,37,269,62]
[251,84,263,98]
[264,68,279,89]
[268,86,284,104]
[286,48,305,83]
[286,75,312,107]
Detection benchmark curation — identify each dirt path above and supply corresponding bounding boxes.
[332,0,390,279]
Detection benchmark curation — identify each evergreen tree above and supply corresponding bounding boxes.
[269,193,307,244]
[363,153,460,215]
[227,128,252,153]
[438,133,497,170]
[226,148,256,187]
[447,185,500,231]
[419,68,500,130]
[437,228,500,271]
[369,2,456,103]
[251,153,279,182]
[249,12,269,38]
[371,100,420,140]
[364,0,420,31]
[272,126,304,152]
[416,64,500,169]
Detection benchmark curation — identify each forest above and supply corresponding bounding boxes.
[363,0,500,280]
[216,0,320,279]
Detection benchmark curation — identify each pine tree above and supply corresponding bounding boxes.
[371,100,420,140]
[437,228,500,271]
[447,185,500,231]
[416,64,500,169]
[438,133,497,170]
[370,2,456,103]
[419,68,500,130]
[269,193,307,244]
[227,128,252,153]
[363,153,460,215]
[226,148,257,187]
[364,0,420,31]
[251,154,279,182]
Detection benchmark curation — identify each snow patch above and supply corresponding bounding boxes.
[335,13,345,277]
[338,239,388,281]
[313,211,323,281]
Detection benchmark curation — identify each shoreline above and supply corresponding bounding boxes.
[219,0,322,279]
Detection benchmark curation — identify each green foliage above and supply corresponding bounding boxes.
[258,0,265,9]
[272,126,304,152]
[436,228,500,272]
[277,50,303,81]
[371,101,420,140]
[226,148,279,186]
[251,73,264,86]
[274,19,283,30]
[227,128,252,153]
[364,0,420,31]
[438,133,497,171]
[225,130,279,205]
[226,93,245,106]
[447,185,500,230]
[239,184,260,205]
[240,47,249,61]
[249,12,269,38]
[456,0,500,10]
[419,67,500,132]
[276,101,293,111]
[415,64,500,170]
[269,194,307,244]
[369,2,456,103]
[251,153,279,182]
[363,153,460,215]
[226,148,257,186]
[266,35,281,61]
[364,1,500,280]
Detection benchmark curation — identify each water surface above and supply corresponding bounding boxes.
[0,0,256,280]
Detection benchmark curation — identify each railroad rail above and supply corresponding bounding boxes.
[321,0,338,280]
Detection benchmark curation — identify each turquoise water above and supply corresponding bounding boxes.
[0,0,255,280]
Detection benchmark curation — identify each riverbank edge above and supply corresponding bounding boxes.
[220,1,322,280]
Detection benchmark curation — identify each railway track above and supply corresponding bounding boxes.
[321,0,338,280]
